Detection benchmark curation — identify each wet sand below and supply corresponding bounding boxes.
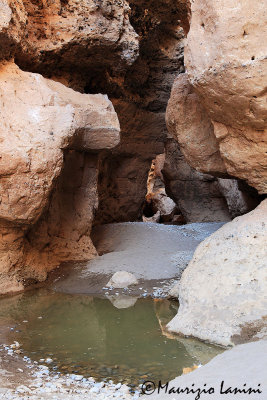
[51,222,224,297]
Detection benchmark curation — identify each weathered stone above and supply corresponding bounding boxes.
[217,178,260,219]
[0,61,120,294]
[167,200,267,346]
[168,281,180,298]
[183,0,267,193]
[142,210,161,223]
[95,102,167,224]
[0,0,139,75]
[151,191,177,222]
[106,271,138,288]
[166,73,227,177]
[163,138,232,222]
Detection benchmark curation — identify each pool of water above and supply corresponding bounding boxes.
[0,290,223,388]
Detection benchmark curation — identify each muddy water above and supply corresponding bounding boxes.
[0,289,223,388]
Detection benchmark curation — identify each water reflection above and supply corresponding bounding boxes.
[0,290,223,386]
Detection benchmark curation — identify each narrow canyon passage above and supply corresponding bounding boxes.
[0,0,266,399]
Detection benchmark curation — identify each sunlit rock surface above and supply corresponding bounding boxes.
[167,200,267,346]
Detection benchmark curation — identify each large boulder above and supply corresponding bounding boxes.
[167,200,267,346]
[166,73,226,177]
[0,0,139,74]
[167,0,267,193]
[0,61,120,294]
[0,61,120,226]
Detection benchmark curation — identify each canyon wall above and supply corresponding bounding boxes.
[166,0,267,345]
[0,60,120,294]
[0,0,265,296]
[167,0,267,192]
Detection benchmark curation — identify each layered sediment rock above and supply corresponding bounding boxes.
[167,200,267,346]
[0,61,120,294]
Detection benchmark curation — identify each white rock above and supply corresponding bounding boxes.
[167,200,267,346]
[115,383,121,389]
[16,385,31,394]
[106,271,138,289]
[168,281,180,298]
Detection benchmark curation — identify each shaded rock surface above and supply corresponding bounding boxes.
[0,0,139,76]
[167,200,267,346]
[166,73,226,176]
[0,61,120,295]
[163,138,261,222]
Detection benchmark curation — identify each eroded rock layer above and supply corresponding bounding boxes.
[0,61,120,294]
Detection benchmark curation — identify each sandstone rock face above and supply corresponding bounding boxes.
[167,200,267,346]
[0,61,119,225]
[142,154,182,223]
[95,102,167,223]
[217,178,261,219]
[166,73,227,177]
[24,152,99,280]
[162,138,259,222]
[163,138,232,222]
[0,61,120,294]
[1,0,139,75]
[106,271,138,289]
[172,0,267,193]
[93,3,187,224]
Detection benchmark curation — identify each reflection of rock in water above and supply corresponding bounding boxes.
[153,298,224,365]
[107,295,138,309]
[154,298,180,340]
[182,365,199,375]
[177,337,225,365]
[0,290,223,386]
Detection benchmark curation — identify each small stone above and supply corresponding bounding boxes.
[16,385,31,394]
[106,271,138,289]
